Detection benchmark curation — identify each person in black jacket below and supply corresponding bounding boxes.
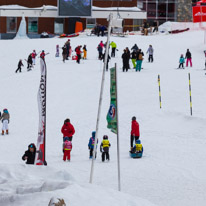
[27,54,33,71]
[122,49,130,72]
[22,143,36,164]
[15,59,24,73]
[185,49,192,67]
[102,52,111,71]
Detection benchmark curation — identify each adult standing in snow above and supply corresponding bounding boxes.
[146,45,154,62]
[131,44,138,52]
[15,59,24,73]
[97,44,103,60]
[131,50,137,69]
[22,143,36,164]
[65,39,71,60]
[185,49,192,67]
[62,45,67,63]
[110,41,117,57]
[40,50,45,60]
[75,45,82,64]
[61,119,75,142]
[130,116,140,150]
[136,49,144,72]
[27,54,33,71]
[122,49,130,72]
[0,108,10,135]
[31,50,37,65]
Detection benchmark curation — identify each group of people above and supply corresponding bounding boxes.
[91,24,107,37]
[178,49,192,69]
[22,116,143,165]
[15,50,46,73]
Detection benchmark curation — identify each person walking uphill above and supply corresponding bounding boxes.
[146,45,154,62]
[130,116,140,150]
[22,143,36,164]
[15,59,24,73]
[110,41,117,57]
[0,108,10,135]
[185,49,192,67]
[61,119,75,141]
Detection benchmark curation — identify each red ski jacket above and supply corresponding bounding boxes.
[75,47,81,55]
[131,120,140,137]
[40,52,45,59]
[61,122,75,137]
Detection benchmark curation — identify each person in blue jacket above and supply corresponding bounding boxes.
[179,54,185,69]
[88,131,98,159]
[131,139,143,158]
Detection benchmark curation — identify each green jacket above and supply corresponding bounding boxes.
[110,42,117,48]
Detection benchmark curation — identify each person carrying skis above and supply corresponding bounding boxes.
[27,53,33,71]
[31,50,37,65]
[185,49,192,67]
[146,45,154,62]
[131,139,143,158]
[62,45,67,63]
[40,50,45,60]
[63,140,72,161]
[83,45,87,59]
[15,59,24,73]
[22,143,36,164]
[61,118,75,142]
[88,131,98,159]
[122,49,130,72]
[100,135,111,162]
[130,116,140,150]
[0,108,10,135]
[110,41,117,57]
[179,54,185,69]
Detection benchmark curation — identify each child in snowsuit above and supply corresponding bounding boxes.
[97,44,103,60]
[63,140,72,161]
[22,143,36,164]
[131,50,137,69]
[179,54,185,69]
[32,50,37,65]
[146,45,154,62]
[100,135,111,162]
[83,45,87,59]
[40,50,45,60]
[130,116,140,150]
[131,139,143,158]
[15,59,24,73]
[75,46,82,64]
[88,131,98,159]
[0,108,10,135]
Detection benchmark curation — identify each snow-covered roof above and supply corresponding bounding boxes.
[0,5,57,10]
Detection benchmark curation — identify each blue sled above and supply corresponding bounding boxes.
[129,151,143,158]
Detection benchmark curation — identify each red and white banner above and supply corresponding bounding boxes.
[193,6,206,22]
[35,58,47,165]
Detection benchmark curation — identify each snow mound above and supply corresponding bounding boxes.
[14,16,29,40]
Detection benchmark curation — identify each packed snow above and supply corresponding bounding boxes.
[0,30,206,206]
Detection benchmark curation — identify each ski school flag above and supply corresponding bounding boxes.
[35,58,47,165]
[107,67,117,134]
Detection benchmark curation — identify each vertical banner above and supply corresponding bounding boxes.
[35,58,47,165]
[107,67,117,134]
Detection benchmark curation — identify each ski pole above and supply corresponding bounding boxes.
[158,74,162,109]
[188,73,192,116]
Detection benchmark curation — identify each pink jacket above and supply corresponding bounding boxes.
[64,141,72,150]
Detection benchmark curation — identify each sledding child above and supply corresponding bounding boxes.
[22,143,36,164]
[32,50,37,65]
[63,140,72,161]
[130,139,143,158]
[0,108,10,135]
[100,135,111,162]
[15,59,24,73]
[179,54,185,69]
[83,45,87,59]
[88,131,98,159]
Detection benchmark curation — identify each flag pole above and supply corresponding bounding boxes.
[115,63,121,191]
[89,13,113,184]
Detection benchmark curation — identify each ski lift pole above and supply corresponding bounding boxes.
[188,73,192,116]
[89,13,113,184]
[158,74,162,109]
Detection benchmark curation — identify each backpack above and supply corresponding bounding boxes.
[139,53,143,60]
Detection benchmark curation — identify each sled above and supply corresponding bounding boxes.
[59,33,79,38]
[129,151,143,158]
[72,55,77,60]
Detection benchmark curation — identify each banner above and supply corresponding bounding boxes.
[193,6,206,22]
[107,67,117,134]
[35,58,47,165]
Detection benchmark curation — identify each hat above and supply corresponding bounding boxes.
[42,50,44,52]
[132,116,136,121]
[29,143,35,148]
[103,135,108,140]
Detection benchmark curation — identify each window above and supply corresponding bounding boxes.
[86,18,96,29]
[7,17,17,33]
[147,3,157,18]
[168,3,175,18]
[28,17,38,33]
[54,18,64,34]
[158,3,166,18]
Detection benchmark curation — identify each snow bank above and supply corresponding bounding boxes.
[14,16,29,40]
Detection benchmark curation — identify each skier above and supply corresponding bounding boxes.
[146,45,154,62]
[62,45,67,63]
[122,49,130,72]
[40,50,45,60]
[15,59,24,73]
[83,45,87,59]
[88,131,98,159]
[102,52,111,71]
[0,108,10,135]
[185,49,192,67]
[110,41,117,57]
[130,116,140,151]
[99,40,104,49]
[22,143,36,164]
[130,139,143,158]
[75,45,82,64]
[97,44,103,60]
[178,54,185,69]
[131,50,137,69]
[61,119,75,142]
[55,45,60,57]
[131,44,138,52]
[63,140,72,161]
[27,53,33,71]
[136,49,144,72]
[100,135,111,162]
[31,50,37,65]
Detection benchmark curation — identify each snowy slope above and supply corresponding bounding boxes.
[0,31,206,206]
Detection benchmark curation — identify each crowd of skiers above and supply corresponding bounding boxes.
[22,116,143,164]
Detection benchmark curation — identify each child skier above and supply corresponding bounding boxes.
[130,139,143,158]
[63,140,72,161]
[31,50,37,65]
[22,143,36,164]
[88,131,98,159]
[15,59,24,73]
[83,45,87,59]
[0,108,10,135]
[100,135,111,162]
[179,54,185,69]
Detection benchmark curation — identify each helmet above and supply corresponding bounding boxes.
[132,116,136,121]
[136,139,141,144]
[103,135,108,140]
[28,143,36,149]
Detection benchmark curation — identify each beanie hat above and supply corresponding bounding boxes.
[132,116,136,121]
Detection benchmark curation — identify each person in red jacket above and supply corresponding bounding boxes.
[40,50,45,60]
[75,46,82,64]
[130,116,140,150]
[61,118,75,141]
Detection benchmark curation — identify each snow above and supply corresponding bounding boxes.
[1,30,206,206]
[14,16,29,40]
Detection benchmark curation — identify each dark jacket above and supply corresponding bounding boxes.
[97,45,103,53]
[28,55,32,64]
[102,53,110,63]
[131,44,138,52]
[22,144,36,164]
[62,46,67,55]
[122,52,130,66]
[131,51,137,59]
[18,60,23,68]
[185,51,192,59]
